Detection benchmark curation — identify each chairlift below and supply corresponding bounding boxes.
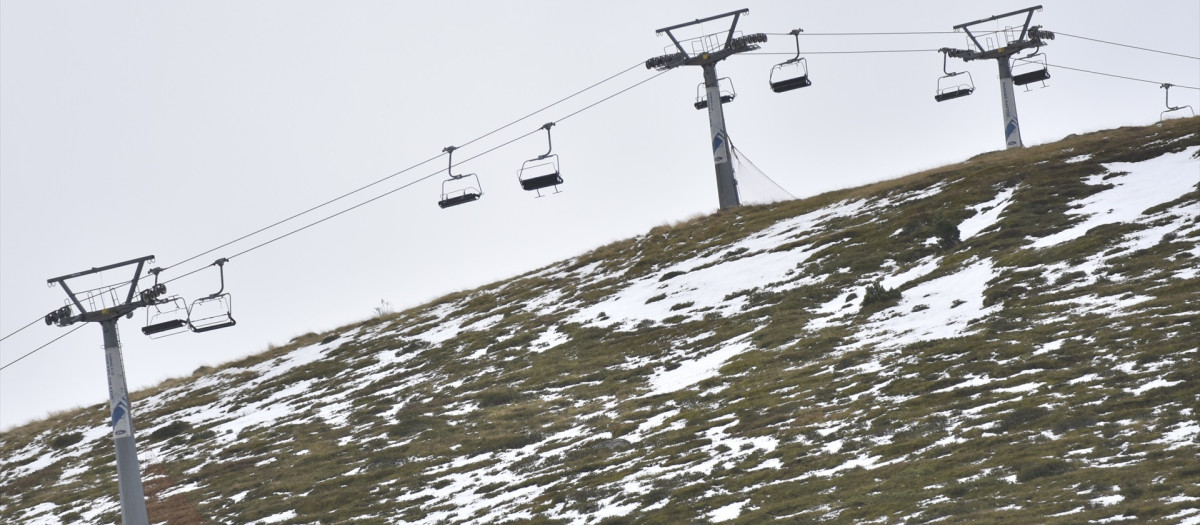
[188,258,236,333]
[1159,83,1195,121]
[438,146,483,208]
[934,49,975,102]
[140,268,190,337]
[769,29,812,93]
[694,78,736,110]
[1011,50,1050,87]
[518,123,563,196]
[143,297,190,337]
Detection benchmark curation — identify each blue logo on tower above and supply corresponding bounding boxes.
[712,130,729,164]
[111,397,130,438]
[1005,117,1019,145]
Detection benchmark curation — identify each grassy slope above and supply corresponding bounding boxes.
[1,117,1197,524]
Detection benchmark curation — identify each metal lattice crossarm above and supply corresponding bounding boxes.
[45,255,157,325]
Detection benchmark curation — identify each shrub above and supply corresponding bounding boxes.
[932,212,960,250]
[49,431,84,450]
[476,388,524,407]
[660,271,687,282]
[861,282,901,308]
[149,421,191,442]
[1016,459,1073,482]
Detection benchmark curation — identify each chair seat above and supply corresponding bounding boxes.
[770,76,812,93]
[1012,69,1050,86]
[520,173,563,191]
[438,192,481,208]
[142,319,188,336]
[190,319,236,333]
[935,88,973,102]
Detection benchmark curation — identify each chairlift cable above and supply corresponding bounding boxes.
[219,70,672,264]
[222,127,548,262]
[0,325,85,372]
[1055,32,1200,61]
[4,62,664,367]
[163,152,446,275]
[750,49,941,55]
[766,31,957,36]
[459,61,646,149]
[556,69,673,124]
[162,60,648,275]
[0,316,44,344]
[1047,62,1200,90]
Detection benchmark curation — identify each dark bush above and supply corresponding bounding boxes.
[862,281,901,308]
[933,212,961,250]
[50,432,84,450]
[148,420,191,442]
[659,271,687,282]
[1016,459,1072,482]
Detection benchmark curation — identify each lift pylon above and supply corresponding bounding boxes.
[942,5,1054,149]
[645,8,767,210]
[46,256,159,525]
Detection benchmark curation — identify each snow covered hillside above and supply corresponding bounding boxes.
[2,118,1198,524]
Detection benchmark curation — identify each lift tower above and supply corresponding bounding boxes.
[646,8,766,210]
[45,256,165,525]
[942,5,1054,149]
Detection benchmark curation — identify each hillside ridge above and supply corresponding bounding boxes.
[2,117,1198,524]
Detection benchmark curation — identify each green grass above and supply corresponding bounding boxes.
[2,117,1198,524]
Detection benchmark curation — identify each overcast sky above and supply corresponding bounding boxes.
[2,1,1197,430]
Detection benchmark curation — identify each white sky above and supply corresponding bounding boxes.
[2,1,1197,430]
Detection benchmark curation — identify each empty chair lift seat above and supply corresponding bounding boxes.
[935,87,973,102]
[142,319,188,336]
[438,192,481,208]
[520,173,563,192]
[1012,69,1049,86]
[770,75,811,93]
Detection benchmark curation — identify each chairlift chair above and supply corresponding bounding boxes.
[934,49,975,102]
[188,258,236,333]
[438,146,483,208]
[518,123,563,196]
[139,268,190,337]
[694,78,737,110]
[142,297,190,337]
[769,29,813,93]
[1011,50,1050,87]
[1159,83,1195,121]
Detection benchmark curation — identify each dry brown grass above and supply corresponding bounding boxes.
[144,463,209,524]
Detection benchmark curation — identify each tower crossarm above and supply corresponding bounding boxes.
[645,8,765,70]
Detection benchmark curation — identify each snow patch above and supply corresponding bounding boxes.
[645,337,753,396]
[959,187,1017,240]
[1030,146,1200,248]
[710,500,748,522]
